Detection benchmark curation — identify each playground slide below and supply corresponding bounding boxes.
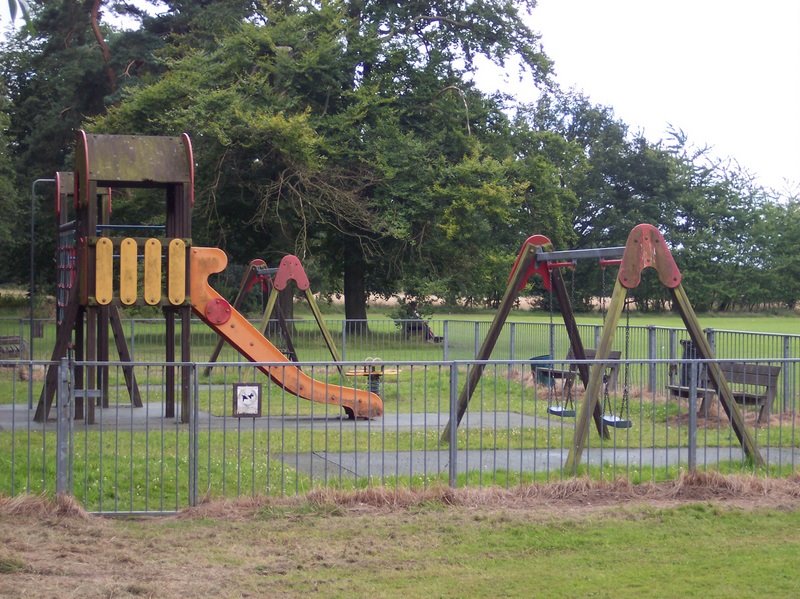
[190,247,383,418]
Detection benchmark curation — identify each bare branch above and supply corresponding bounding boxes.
[90,0,117,92]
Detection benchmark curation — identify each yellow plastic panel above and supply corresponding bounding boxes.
[119,238,138,305]
[95,237,113,305]
[168,239,186,305]
[143,238,162,305]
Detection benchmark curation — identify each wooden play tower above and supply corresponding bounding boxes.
[35,131,194,423]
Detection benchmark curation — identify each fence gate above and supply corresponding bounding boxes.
[55,360,200,514]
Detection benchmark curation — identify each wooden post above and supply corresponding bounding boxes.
[565,278,627,473]
[440,244,537,442]
[671,284,764,466]
[551,269,609,440]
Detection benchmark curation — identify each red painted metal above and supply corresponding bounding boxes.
[181,133,194,206]
[76,129,89,208]
[243,259,271,294]
[546,261,576,270]
[510,235,552,292]
[205,297,232,325]
[55,171,62,219]
[599,259,622,268]
[272,255,310,291]
[618,224,682,289]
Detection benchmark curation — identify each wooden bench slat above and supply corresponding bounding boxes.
[0,336,28,360]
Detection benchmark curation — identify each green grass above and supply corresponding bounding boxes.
[325,503,800,598]
[3,490,799,597]
[7,309,800,362]
[3,422,796,511]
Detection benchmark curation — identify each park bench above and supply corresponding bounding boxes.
[0,335,28,360]
[667,360,781,424]
[532,348,622,395]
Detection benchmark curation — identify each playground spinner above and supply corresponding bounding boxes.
[35,131,382,424]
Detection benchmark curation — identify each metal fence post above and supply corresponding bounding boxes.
[443,321,450,360]
[22,318,33,408]
[473,322,480,358]
[509,322,516,361]
[783,335,791,412]
[56,358,73,496]
[594,324,601,348]
[669,329,677,360]
[548,322,555,361]
[341,320,347,361]
[448,362,458,488]
[687,360,698,472]
[188,364,198,507]
[647,326,657,393]
[705,328,716,354]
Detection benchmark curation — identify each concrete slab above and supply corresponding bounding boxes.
[286,446,799,480]
[0,403,565,433]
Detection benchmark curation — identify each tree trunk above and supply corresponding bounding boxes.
[343,237,368,334]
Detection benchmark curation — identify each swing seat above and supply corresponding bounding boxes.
[602,414,632,429]
[547,406,576,417]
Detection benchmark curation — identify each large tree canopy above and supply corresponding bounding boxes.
[93,1,561,320]
[2,0,799,313]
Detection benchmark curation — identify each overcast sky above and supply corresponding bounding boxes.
[2,1,798,193]
[475,0,800,193]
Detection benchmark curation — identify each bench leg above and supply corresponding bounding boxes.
[697,394,712,417]
[757,401,770,425]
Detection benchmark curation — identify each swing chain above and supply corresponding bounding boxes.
[621,297,631,416]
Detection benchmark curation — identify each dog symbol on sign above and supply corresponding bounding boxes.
[235,384,261,416]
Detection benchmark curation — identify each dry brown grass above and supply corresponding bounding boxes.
[3,473,798,524]
[667,398,800,428]
[1,475,798,599]
[166,471,800,522]
[0,493,88,519]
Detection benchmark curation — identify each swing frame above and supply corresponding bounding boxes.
[564,224,764,472]
[441,234,627,442]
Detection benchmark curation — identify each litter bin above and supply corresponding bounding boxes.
[679,339,699,386]
[529,355,554,386]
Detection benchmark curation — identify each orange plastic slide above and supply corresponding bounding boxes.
[190,247,383,418]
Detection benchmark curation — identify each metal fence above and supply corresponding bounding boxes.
[6,316,800,408]
[1,353,798,514]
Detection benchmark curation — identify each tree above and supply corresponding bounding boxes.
[520,89,687,310]
[0,83,26,283]
[93,1,557,321]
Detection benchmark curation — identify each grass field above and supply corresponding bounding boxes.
[1,474,799,598]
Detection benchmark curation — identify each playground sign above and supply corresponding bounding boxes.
[233,383,262,417]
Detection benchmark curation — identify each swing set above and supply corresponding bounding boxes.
[441,224,764,470]
[204,255,343,376]
[538,258,626,425]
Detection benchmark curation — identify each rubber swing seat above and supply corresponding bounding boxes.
[548,406,576,417]
[602,414,632,429]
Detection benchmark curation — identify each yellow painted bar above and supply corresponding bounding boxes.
[168,239,186,305]
[143,238,162,305]
[119,238,138,305]
[95,237,114,305]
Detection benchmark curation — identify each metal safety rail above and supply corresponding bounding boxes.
[1,356,797,514]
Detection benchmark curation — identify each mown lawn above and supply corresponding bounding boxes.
[0,487,798,598]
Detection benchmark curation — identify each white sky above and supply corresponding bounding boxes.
[2,0,799,193]
[475,0,800,193]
